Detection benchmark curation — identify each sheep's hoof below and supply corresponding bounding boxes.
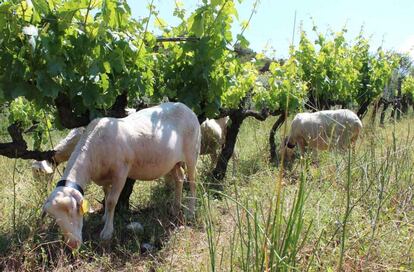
[140,243,155,254]
[100,229,113,241]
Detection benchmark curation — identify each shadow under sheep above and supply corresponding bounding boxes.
[82,182,191,255]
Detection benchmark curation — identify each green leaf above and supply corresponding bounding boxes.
[236,34,249,49]
[102,61,111,73]
[82,82,100,107]
[109,48,127,73]
[36,72,61,99]
[0,86,4,103]
[47,57,66,76]
[100,73,109,91]
[189,12,204,38]
[211,0,223,7]
[102,0,117,28]
[59,0,90,13]
[154,17,168,30]
[0,3,11,28]
[32,0,50,15]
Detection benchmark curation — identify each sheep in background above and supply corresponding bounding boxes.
[42,102,200,249]
[200,116,230,165]
[31,127,85,181]
[32,109,137,180]
[32,160,54,181]
[51,127,86,164]
[280,109,362,162]
[164,117,230,188]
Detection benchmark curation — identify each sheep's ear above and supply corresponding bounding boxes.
[80,199,90,215]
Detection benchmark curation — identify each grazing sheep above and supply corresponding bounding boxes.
[200,116,230,165]
[280,109,362,161]
[31,127,85,181]
[32,160,54,181]
[42,102,200,249]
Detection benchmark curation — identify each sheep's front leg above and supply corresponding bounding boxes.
[297,138,306,159]
[100,178,126,241]
[311,148,319,162]
[210,151,218,169]
[350,132,359,156]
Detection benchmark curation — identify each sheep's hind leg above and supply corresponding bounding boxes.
[163,172,175,191]
[186,161,197,218]
[171,163,185,217]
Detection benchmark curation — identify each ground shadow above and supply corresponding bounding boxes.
[82,183,181,254]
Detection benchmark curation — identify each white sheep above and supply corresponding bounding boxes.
[280,109,362,161]
[42,102,200,249]
[200,116,229,165]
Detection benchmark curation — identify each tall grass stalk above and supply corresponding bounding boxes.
[370,148,390,242]
[200,186,217,272]
[338,147,352,270]
[204,163,311,271]
[273,164,310,270]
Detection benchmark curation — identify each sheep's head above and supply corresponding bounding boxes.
[279,137,296,162]
[32,160,54,181]
[43,186,89,249]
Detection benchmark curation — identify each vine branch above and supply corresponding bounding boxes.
[0,123,55,161]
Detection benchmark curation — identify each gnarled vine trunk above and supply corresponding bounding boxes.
[380,101,390,125]
[269,114,286,163]
[211,109,244,190]
[210,106,271,189]
[357,99,372,120]
[396,78,402,121]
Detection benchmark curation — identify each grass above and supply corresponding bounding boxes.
[0,110,414,271]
